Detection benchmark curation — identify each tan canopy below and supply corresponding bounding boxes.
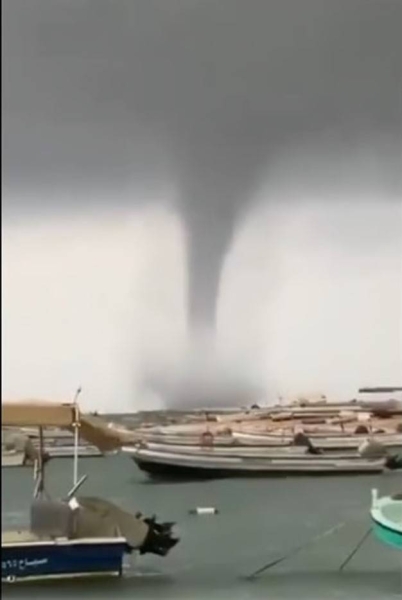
[1,401,132,452]
[2,401,76,428]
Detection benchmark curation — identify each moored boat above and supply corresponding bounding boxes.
[1,451,26,468]
[370,489,402,550]
[231,431,402,452]
[2,531,130,582]
[1,401,179,583]
[130,446,389,479]
[123,442,365,459]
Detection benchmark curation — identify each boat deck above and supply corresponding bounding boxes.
[2,530,129,547]
[2,530,44,544]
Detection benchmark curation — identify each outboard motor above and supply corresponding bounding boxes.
[139,516,179,556]
[73,496,179,557]
[293,432,323,455]
[385,454,402,471]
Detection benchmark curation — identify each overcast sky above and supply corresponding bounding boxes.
[2,1,401,410]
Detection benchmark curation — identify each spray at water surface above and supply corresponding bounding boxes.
[2,1,402,410]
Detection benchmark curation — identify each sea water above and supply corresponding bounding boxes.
[2,455,401,599]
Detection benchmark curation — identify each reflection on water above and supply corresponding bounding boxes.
[2,456,401,599]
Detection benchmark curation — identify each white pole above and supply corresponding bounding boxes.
[73,418,79,486]
[73,387,82,486]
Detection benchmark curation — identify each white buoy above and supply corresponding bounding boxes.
[189,507,219,515]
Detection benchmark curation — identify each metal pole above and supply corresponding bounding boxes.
[73,415,79,486]
[37,426,44,497]
[67,474,88,499]
[73,387,82,486]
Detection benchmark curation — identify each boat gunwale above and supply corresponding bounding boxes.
[133,449,386,473]
[1,534,128,548]
[2,570,121,583]
[370,496,402,534]
[122,444,385,461]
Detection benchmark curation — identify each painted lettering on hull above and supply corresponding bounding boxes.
[2,558,49,571]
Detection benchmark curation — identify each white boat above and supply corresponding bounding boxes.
[129,430,402,454]
[231,431,402,451]
[370,489,402,550]
[123,442,366,460]
[45,445,105,458]
[1,451,25,468]
[129,446,388,479]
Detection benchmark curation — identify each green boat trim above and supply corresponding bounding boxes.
[371,517,402,549]
[370,489,402,550]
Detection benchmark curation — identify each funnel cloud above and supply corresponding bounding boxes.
[2,1,401,410]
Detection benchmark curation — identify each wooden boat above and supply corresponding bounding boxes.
[1,451,25,468]
[370,489,402,550]
[44,445,106,458]
[123,441,374,460]
[129,430,402,455]
[2,446,105,465]
[1,401,179,583]
[130,446,389,479]
[231,431,402,452]
[2,424,107,466]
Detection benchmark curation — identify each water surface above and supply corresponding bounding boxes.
[2,455,401,599]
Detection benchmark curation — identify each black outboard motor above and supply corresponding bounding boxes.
[293,432,324,455]
[71,496,180,558]
[138,516,179,556]
[385,454,402,471]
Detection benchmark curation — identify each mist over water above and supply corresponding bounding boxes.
[2,1,402,410]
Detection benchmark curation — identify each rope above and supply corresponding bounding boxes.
[246,521,345,579]
[338,527,371,571]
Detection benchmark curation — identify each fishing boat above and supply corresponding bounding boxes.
[3,425,108,462]
[231,431,402,452]
[123,441,365,459]
[370,489,402,550]
[128,445,390,479]
[1,400,179,583]
[1,450,26,468]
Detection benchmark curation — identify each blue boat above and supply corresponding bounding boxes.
[1,400,179,583]
[370,489,402,550]
[2,533,129,582]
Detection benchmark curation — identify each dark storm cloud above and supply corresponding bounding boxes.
[3,0,401,327]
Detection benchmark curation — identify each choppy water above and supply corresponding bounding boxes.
[2,455,401,599]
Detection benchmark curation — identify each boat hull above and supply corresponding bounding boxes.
[132,452,386,480]
[370,491,402,551]
[1,537,129,583]
[371,518,402,550]
[133,433,402,453]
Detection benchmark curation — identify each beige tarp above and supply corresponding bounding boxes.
[2,401,76,427]
[73,497,148,548]
[78,415,134,452]
[1,401,130,452]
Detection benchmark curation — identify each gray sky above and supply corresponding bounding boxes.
[2,1,401,409]
[3,1,401,203]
